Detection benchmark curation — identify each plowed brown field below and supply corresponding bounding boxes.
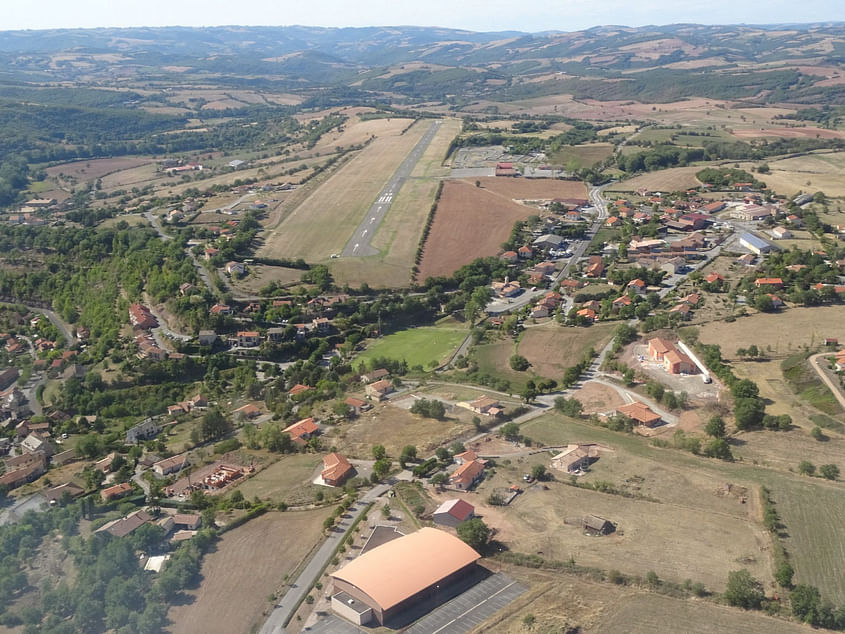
[417,178,586,279]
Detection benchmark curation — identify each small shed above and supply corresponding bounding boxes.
[583,515,614,536]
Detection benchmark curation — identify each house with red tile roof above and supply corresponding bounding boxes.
[322,453,355,486]
[754,278,783,289]
[449,460,485,490]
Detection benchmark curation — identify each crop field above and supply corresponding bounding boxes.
[328,401,469,457]
[233,453,323,506]
[597,593,811,634]
[167,509,331,634]
[769,476,845,603]
[98,163,161,190]
[354,325,467,370]
[518,322,616,379]
[697,306,845,358]
[417,178,586,280]
[44,156,152,180]
[605,166,703,193]
[330,117,461,288]
[260,120,428,261]
[549,143,614,167]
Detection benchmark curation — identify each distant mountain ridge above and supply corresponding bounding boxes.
[1,23,843,104]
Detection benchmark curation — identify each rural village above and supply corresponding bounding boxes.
[0,20,843,634]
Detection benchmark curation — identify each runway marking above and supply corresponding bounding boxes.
[370,217,375,223]
[362,230,367,237]
[353,243,359,252]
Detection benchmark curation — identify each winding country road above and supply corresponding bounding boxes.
[809,352,845,411]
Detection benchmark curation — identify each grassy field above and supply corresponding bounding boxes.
[737,151,845,197]
[781,353,844,416]
[605,166,703,193]
[518,322,616,380]
[354,326,467,369]
[472,338,530,391]
[233,453,324,506]
[770,476,845,603]
[98,213,150,228]
[328,401,470,457]
[481,413,775,590]
[227,264,304,295]
[596,593,812,634]
[331,117,461,288]
[550,143,614,168]
[167,509,331,634]
[259,119,422,261]
[697,307,845,359]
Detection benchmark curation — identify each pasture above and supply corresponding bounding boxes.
[167,509,331,634]
[518,322,616,379]
[329,402,469,457]
[737,151,845,197]
[550,142,615,168]
[597,593,812,634]
[697,306,845,358]
[770,476,845,603]
[417,177,586,279]
[259,120,426,261]
[233,453,323,506]
[483,449,770,592]
[354,325,467,370]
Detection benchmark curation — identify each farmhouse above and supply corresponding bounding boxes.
[464,395,502,417]
[236,331,260,347]
[154,454,187,476]
[344,396,372,415]
[365,380,394,401]
[283,417,319,445]
[331,527,481,626]
[754,277,784,289]
[101,482,133,501]
[126,418,160,444]
[449,459,485,490]
[433,499,475,527]
[361,368,390,383]
[551,444,601,473]
[96,509,152,538]
[616,402,661,427]
[322,452,355,486]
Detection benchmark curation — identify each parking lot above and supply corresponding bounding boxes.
[405,573,526,634]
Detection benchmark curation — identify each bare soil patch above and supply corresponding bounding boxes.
[418,178,585,279]
[167,509,331,634]
[570,382,627,414]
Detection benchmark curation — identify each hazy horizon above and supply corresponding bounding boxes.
[4,0,844,33]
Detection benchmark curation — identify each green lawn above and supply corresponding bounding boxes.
[356,327,466,369]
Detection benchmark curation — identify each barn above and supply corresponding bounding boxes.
[433,499,475,527]
[330,527,481,625]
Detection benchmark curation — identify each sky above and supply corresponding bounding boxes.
[3,0,844,32]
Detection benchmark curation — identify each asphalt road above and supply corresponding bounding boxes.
[341,120,442,257]
[259,484,391,634]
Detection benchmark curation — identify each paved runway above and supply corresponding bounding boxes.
[341,120,442,257]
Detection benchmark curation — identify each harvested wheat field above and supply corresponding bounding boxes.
[45,157,152,180]
[418,178,586,279]
[605,166,703,193]
[167,509,331,634]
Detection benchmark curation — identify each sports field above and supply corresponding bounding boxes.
[354,326,467,369]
